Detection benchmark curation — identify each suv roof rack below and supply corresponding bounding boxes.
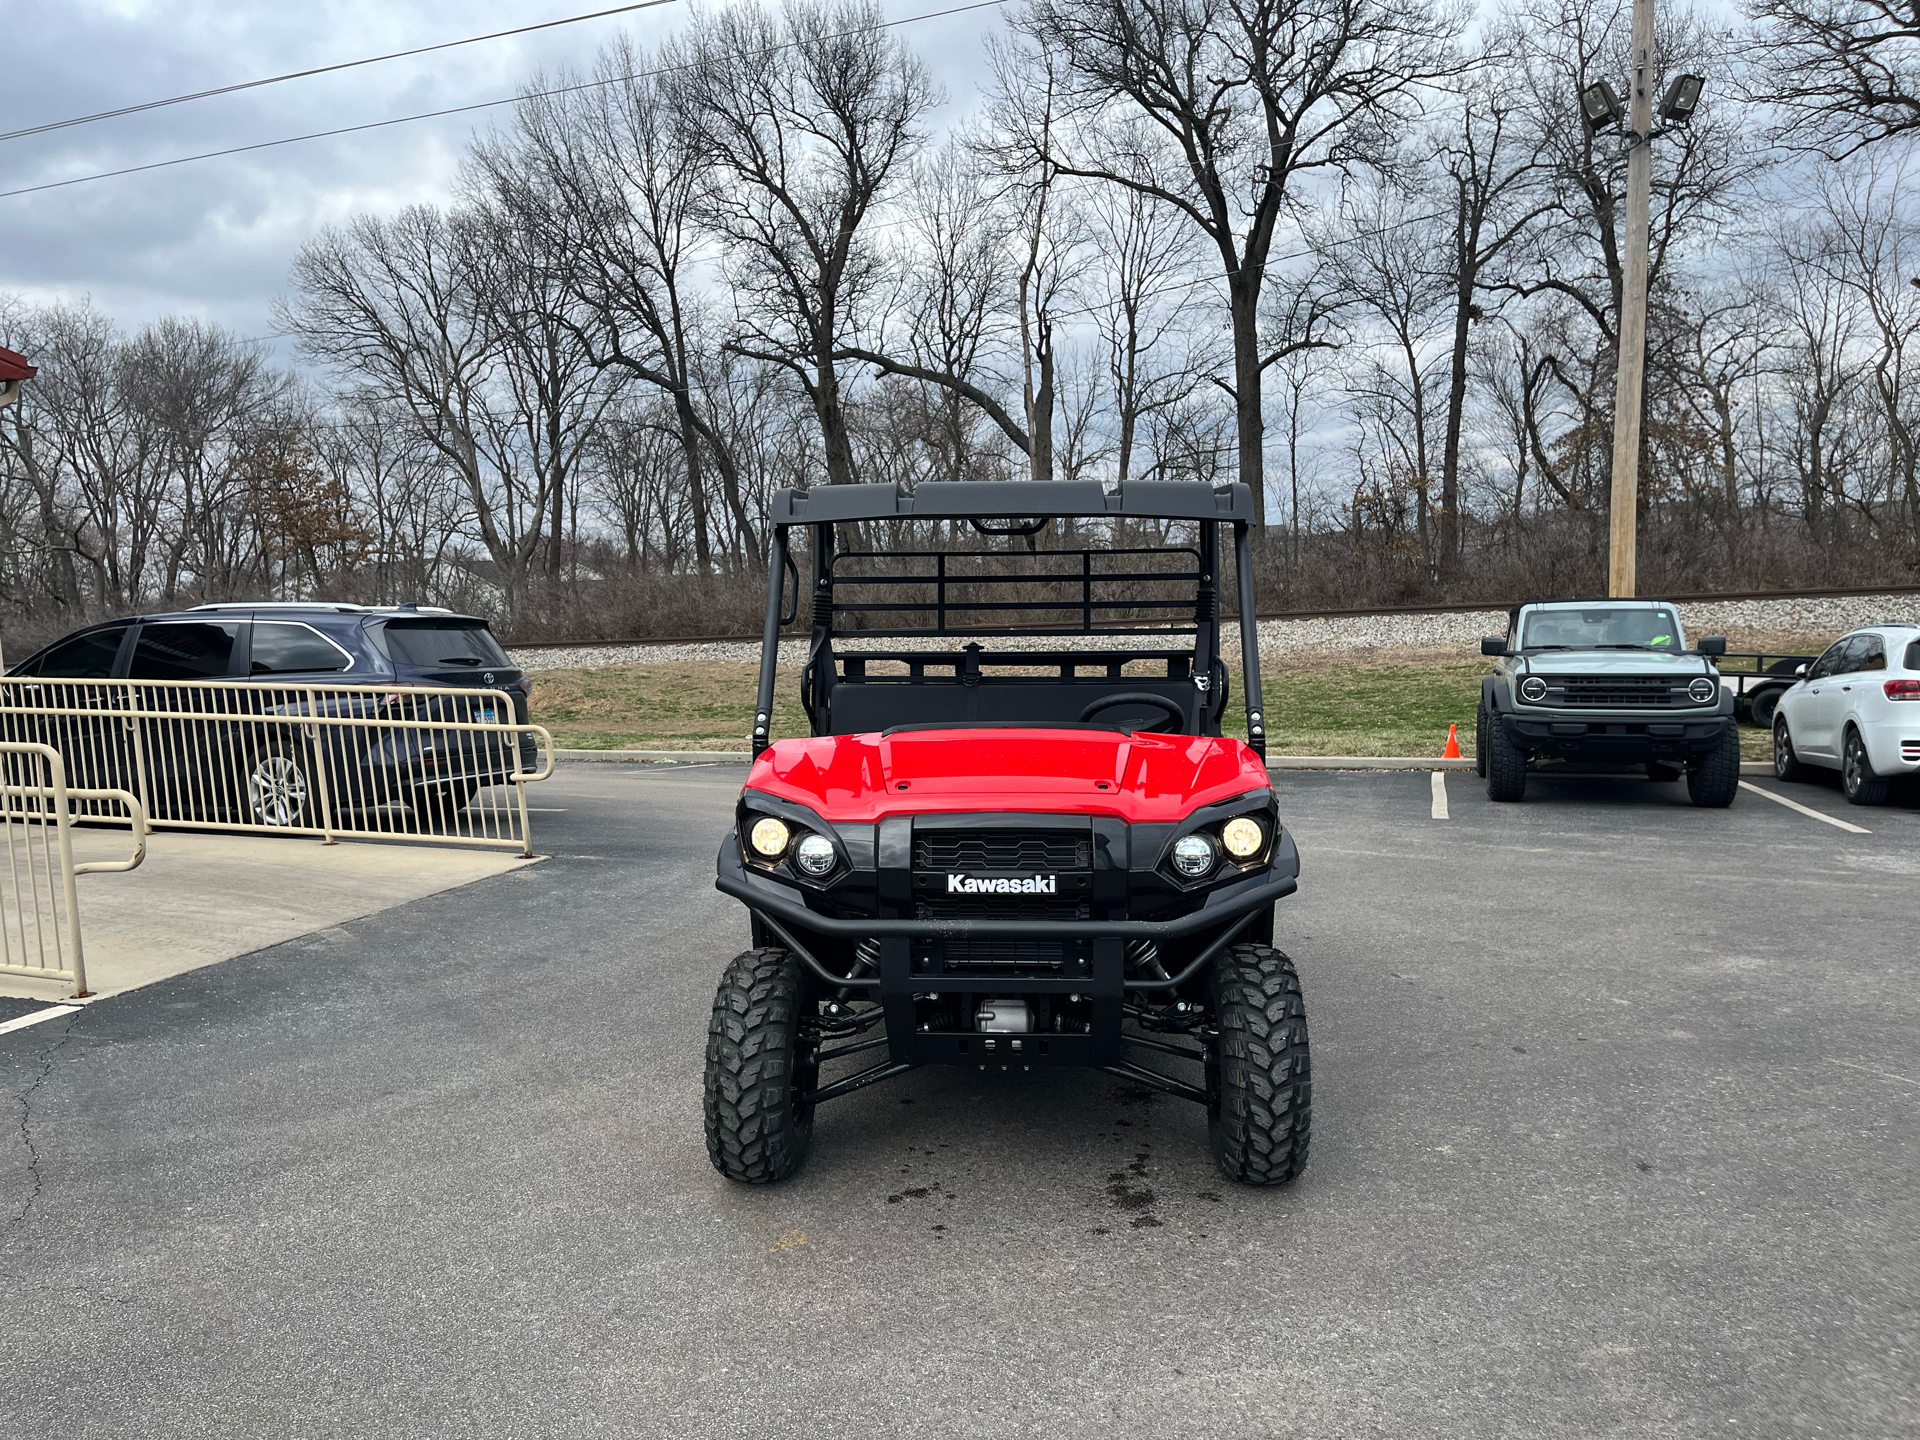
[187,602,456,615]
[189,602,371,613]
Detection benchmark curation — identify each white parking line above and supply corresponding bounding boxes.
[1738,781,1870,834]
[1430,770,1450,820]
[0,1004,82,1037]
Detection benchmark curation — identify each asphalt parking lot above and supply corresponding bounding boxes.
[3,762,1916,1438]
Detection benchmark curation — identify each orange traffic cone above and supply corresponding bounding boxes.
[1442,724,1462,759]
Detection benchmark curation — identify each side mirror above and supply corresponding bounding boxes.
[1794,663,1808,677]
[1481,636,1508,657]
[1697,635,1727,656]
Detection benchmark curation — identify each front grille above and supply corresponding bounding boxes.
[1540,676,1688,708]
[914,829,1090,870]
[942,937,1075,970]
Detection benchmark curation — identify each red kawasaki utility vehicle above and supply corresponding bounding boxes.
[707,481,1308,1185]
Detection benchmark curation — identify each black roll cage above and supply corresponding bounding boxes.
[748,480,1267,759]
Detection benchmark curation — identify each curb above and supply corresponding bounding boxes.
[555,749,752,763]
[1267,756,1474,771]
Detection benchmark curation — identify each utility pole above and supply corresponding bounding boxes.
[1606,0,1655,599]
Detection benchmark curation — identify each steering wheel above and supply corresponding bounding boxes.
[1079,692,1187,734]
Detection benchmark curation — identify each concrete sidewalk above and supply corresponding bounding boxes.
[3,828,534,1004]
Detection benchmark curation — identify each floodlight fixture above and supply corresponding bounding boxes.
[1659,73,1705,123]
[1580,79,1627,132]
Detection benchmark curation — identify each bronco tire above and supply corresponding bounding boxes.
[1687,726,1741,807]
[1484,714,1527,802]
[1842,728,1892,806]
[1207,944,1311,1186]
[704,947,816,1184]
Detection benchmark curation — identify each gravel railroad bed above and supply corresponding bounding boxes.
[509,592,1917,672]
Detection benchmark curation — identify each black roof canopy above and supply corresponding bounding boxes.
[769,480,1255,527]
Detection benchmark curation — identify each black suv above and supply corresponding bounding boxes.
[4,604,533,825]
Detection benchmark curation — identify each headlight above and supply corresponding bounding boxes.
[1220,816,1265,859]
[1519,676,1548,702]
[794,833,837,875]
[748,816,791,858]
[1688,677,1717,704]
[1171,834,1216,877]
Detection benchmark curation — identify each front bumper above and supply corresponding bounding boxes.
[1499,710,1735,763]
[717,840,1297,1073]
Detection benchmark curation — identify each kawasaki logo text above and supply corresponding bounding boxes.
[947,874,1057,895]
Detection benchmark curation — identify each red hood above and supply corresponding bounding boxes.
[744,728,1271,823]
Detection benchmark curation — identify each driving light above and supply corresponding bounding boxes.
[748,816,791,858]
[1519,676,1548,702]
[1220,816,1265,859]
[1171,834,1216,878]
[794,833,837,875]
[1687,677,1718,703]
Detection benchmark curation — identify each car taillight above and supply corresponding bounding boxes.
[1886,679,1920,701]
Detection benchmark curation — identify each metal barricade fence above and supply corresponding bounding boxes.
[0,742,148,997]
[0,676,554,857]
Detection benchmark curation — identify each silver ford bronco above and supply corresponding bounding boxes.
[1476,599,1740,806]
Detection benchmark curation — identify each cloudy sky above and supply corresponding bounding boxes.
[0,0,1006,357]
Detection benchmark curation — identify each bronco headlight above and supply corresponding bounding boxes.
[1171,834,1216,877]
[1687,677,1717,704]
[794,833,837,876]
[748,816,791,858]
[1220,816,1265,859]
[1519,675,1548,702]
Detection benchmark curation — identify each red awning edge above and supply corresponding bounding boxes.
[0,346,38,382]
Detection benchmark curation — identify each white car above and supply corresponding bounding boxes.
[1772,624,1920,804]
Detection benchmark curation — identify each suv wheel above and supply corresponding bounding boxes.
[704,947,816,1184]
[246,742,311,827]
[1773,716,1804,782]
[1686,726,1741,808]
[1207,944,1310,1186]
[1842,728,1892,806]
[1749,689,1780,729]
[1484,712,1527,802]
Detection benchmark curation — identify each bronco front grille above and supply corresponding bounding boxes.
[1540,676,1689,708]
[913,828,1091,870]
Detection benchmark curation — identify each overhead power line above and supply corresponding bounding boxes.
[0,0,1010,203]
[0,1,679,147]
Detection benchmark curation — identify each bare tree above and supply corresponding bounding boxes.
[669,0,936,488]
[1746,0,1920,156]
[1426,47,1556,573]
[280,204,615,625]
[479,37,755,571]
[1010,0,1465,523]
